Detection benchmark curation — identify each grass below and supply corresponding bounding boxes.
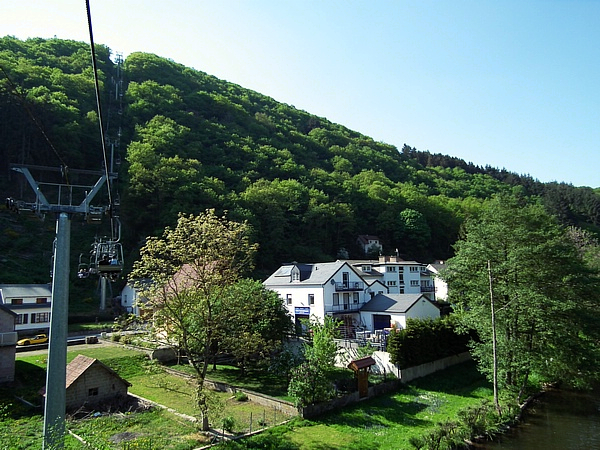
[221,361,494,450]
[171,362,293,400]
[8,344,494,449]
[5,343,293,448]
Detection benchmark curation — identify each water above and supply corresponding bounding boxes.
[480,389,600,450]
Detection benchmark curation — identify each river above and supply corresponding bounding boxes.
[479,389,600,450]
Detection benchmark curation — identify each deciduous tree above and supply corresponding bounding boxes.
[444,195,600,404]
[131,209,257,429]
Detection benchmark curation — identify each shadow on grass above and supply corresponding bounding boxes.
[318,387,431,430]
[410,360,492,397]
[0,360,46,419]
[169,363,290,398]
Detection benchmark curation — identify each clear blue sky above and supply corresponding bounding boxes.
[4,1,599,187]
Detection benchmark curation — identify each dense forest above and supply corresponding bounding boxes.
[1,36,599,283]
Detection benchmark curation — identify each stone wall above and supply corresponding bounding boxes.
[66,365,129,410]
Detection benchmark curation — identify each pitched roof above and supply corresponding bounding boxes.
[66,354,131,389]
[0,304,17,317]
[264,260,354,286]
[360,293,433,314]
[0,284,52,302]
[348,356,376,371]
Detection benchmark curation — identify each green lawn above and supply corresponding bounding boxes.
[9,344,493,449]
[222,361,494,450]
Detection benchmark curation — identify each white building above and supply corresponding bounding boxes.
[0,284,52,333]
[426,261,449,301]
[263,261,372,337]
[360,293,440,330]
[120,281,150,316]
[356,235,382,256]
[349,256,436,298]
[263,259,441,337]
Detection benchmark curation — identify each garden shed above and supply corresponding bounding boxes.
[42,354,131,410]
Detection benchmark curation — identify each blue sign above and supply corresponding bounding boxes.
[295,307,310,315]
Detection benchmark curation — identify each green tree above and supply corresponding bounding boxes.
[287,316,340,407]
[444,195,600,405]
[218,279,294,374]
[130,210,257,429]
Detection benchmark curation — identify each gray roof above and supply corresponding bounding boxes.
[360,293,431,314]
[264,261,354,286]
[0,284,52,303]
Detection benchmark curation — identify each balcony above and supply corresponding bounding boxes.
[420,286,435,293]
[325,302,362,314]
[334,281,364,291]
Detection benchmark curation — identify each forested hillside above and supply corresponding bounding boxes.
[1,36,599,281]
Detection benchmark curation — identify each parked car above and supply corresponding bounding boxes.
[17,334,48,346]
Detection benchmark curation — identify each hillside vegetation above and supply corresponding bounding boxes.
[1,36,599,283]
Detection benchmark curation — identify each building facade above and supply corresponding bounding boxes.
[0,284,52,333]
[0,305,17,383]
[264,258,441,338]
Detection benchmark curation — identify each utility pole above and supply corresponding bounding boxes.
[8,164,114,449]
[43,212,70,449]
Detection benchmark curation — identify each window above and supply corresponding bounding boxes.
[387,280,397,286]
[333,293,339,306]
[362,265,371,272]
[386,266,396,272]
[88,387,99,396]
[308,294,315,305]
[398,266,404,272]
[11,298,23,305]
[410,280,419,287]
[15,314,28,325]
[410,266,419,272]
[343,293,350,304]
[36,297,48,304]
[291,268,300,282]
[353,292,359,304]
[32,312,50,323]
[286,294,292,305]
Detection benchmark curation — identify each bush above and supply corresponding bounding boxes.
[234,391,248,402]
[222,416,236,433]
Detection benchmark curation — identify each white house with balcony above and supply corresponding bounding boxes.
[263,261,373,338]
[349,256,436,299]
[264,259,441,338]
[0,284,52,333]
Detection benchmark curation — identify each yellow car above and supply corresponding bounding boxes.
[17,334,49,346]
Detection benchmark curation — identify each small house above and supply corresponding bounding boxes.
[43,354,131,410]
[360,293,440,330]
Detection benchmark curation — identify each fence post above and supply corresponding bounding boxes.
[250,412,252,434]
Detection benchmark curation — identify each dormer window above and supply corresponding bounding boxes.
[291,266,300,282]
[362,265,371,272]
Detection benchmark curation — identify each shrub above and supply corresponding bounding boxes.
[234,391,248,402]
[222,416,236,433]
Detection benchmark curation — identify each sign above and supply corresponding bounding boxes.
[294,307,310,316]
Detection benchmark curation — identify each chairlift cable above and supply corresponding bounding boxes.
[85,0,114,237]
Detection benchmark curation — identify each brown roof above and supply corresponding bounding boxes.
[66,354,131,388]
[347,356,376,371]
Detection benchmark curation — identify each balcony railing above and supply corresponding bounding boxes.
[334,281,364,291]
[420,286,435,293]
[326,302,362,314]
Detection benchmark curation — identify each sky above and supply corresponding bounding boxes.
[3,1,599,188]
